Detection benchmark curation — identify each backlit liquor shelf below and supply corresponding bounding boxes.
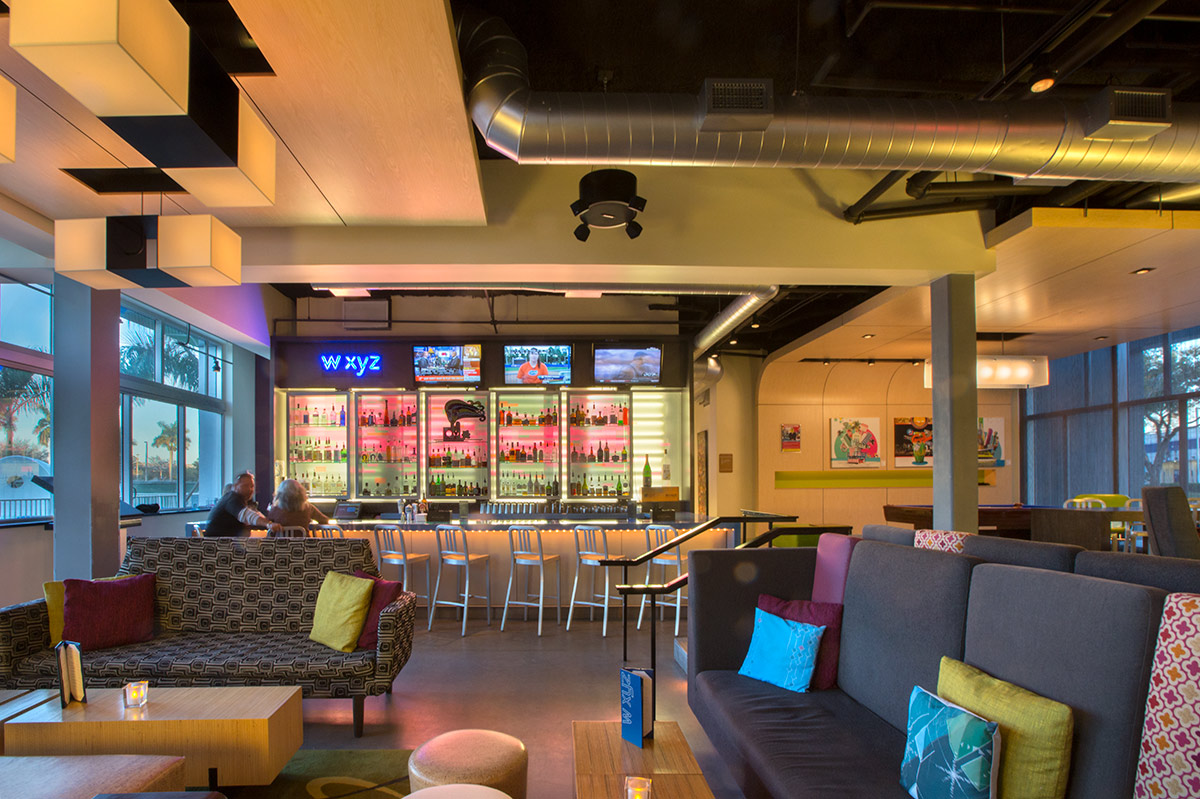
[274,387,689,505]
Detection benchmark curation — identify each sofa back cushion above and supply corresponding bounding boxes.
[1074,551,1200,593]
[861,524,916,546]
[811,533,859,605]
[838,540,975,730]
[119,537,378,634]
[963,564,1165,799]
[963,535,1082,572]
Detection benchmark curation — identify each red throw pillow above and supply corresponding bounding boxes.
[62,573,156,651]
[354,570,404,650]
[757,594,843,690]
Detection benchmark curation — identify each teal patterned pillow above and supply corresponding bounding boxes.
[901,686,1001,799]
[737,607,825,692]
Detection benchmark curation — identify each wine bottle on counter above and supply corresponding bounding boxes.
[643,455,653,489]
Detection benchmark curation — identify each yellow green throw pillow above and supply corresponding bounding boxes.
[44,574,135,645]
[938,656,1074,799]
[310,572,375,653]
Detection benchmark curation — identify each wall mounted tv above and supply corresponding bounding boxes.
[503,344,572,385]
[594,346,662,384]
[412,345,481,384]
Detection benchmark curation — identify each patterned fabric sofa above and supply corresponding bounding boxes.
[0,537,416,737]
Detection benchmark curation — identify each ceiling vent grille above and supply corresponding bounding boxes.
[700,78,774,132]
[1084,87,1172,141]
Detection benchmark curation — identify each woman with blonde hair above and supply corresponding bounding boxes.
[266,478,333,530]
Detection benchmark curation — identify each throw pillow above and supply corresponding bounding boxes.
[44,574,136,645]
[738,606,825,693]
[353,569,404,650]
[61,573,156,651]
[757,594,843,690]
[310,571,375,653]
[1135,592,1200,799]
[938,657,1073,799]
[901,685,1001,799]
[915,529,973,553]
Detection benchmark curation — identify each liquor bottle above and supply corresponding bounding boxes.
[588,446,596,464]
[621,445,628,463]
[616,476,623,496]
[643,454,653,489]
[360,408,368,426]
[621,406,629,426]
[602,441,610,463]
[367,410,376,426]
[302,405,310,424]
[662,446,671,482]
[609,406,618,425]
[339,405,346,426]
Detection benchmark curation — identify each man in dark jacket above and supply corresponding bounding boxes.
[205,472,281,537]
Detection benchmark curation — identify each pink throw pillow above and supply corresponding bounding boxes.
[62,573,156,651]
[354,569,404,650]
[757,594,843,690]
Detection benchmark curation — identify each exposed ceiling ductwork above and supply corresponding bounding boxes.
[455,5,1200,184]
[692,286,779,361]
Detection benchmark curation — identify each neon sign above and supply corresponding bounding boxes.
[319,353,382,377]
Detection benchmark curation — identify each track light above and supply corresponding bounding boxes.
[729,338,738,346]
[570,169,646,242]
[626,220,643,239]
[573,224,590,242]
[822,359,831,366]
[750,316,761,329]
[212,360,221,373]
[867,359,876,367]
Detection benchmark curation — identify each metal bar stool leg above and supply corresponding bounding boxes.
[567,560,582,630]
[429,558,444,631]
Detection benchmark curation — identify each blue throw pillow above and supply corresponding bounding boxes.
[737,607,825,692]
[900,686,1001,799]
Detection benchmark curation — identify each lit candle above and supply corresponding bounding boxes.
[123,681,148,708]
[624,776,652,799]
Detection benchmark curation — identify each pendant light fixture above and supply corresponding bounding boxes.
[157,214,242,286]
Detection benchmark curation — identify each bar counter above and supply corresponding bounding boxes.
[275,513,738,613]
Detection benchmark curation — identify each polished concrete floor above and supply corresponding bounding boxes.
[301,608,741,799]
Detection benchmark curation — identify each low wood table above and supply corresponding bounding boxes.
[573,720,713,799]
[3,686,303,789]
[0,754,185,799]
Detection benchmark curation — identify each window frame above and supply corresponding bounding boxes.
[0,282,54,524]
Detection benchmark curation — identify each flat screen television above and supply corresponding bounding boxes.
[503,344,572,385]
[413,345,481,384]
[594,346,662,384]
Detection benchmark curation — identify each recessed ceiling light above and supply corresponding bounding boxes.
[861,333,875,339]
[1094,335,1109,341]
[750,320,760,329]
[729,339,738,346]
[867,359,876,366]
[1132,267,1155,275]
[912,360,922,366]
[1030,76,1056,93]
[822,359,831,366]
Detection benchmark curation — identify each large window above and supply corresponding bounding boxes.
[0,284,52,353]
[0,282,53,522]
[1025,326,1200,503]
[120,302,228,511]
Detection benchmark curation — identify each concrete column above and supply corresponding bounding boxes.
[52,276,122,578]
[931,274,978,533]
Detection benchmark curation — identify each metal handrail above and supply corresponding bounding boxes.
[598,513,796,568]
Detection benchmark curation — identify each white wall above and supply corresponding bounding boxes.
[694,355,761,516]
[757,361,1020,532]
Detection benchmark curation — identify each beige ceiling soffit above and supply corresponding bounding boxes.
[986,207,1174,247]
[0,191,53,257]
[764,286,916,367]
[1175,210,1200,229]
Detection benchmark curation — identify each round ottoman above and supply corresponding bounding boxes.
[408,729,528,799]
[407,786,512,799]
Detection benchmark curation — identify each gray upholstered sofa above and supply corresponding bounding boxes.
[0,537,416,737]
[688,540,1165,798]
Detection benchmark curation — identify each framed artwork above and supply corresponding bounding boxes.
[830,417,882,468]
[978,417,1006,466]
[894,417,933,468]
[780,424,802,452]
[696,430,708,516]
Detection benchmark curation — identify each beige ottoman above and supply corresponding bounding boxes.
[408,729,528,799]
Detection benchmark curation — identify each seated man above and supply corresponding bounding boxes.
[205,472,281,537]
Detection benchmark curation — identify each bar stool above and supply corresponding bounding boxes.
[501,525,561,636]
[1063,497,1104,509]
[430,524,491,636]
[375,524,431,609]
[637,524,685,637]
[1124,498,1147,554]
[312,525,344,538]
[270,525,307,538]
[567,525,618,637]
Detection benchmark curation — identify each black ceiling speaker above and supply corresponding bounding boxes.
[570,169,646,241]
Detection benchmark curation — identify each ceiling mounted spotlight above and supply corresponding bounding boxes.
[822,359,831,366]
[867,359,876,366]
[1132,267,1155,275]
[570,169,646,241]
[861,333,875,339]
[729,338,738,346]
[750,316,761,329]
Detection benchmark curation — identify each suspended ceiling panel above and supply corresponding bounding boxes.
[776,209,1200,363]
[228,0,486,226]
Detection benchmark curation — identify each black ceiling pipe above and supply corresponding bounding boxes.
[917,179,1056,199]
[1034,0,1171,93]
[843,170,908,223]
[853,198,992,223]
[1041,180,1119,206]
[905,171,942,199]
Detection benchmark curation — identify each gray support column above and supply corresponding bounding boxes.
[52,276,121,578]
[931,274,978,533]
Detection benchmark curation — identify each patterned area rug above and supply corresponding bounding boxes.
[223,749,413,799]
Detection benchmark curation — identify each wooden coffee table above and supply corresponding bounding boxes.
[573,720,714,799]
[0,754,185,799]
[3,685,302,788]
